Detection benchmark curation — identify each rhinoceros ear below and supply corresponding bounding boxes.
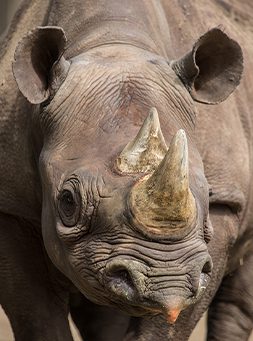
[171,28,243,104]
[13,26,70,104]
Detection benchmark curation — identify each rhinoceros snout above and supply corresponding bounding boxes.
[102,255,213,319]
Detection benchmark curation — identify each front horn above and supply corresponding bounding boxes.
[129,130,196,234]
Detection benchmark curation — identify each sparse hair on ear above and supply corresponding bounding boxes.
[171,28,243,104]
[13,26,70,104]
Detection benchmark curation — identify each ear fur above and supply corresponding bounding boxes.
[171,28,243,104]
[13,26,70,104]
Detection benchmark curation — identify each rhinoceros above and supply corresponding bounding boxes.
[0,0,253,340]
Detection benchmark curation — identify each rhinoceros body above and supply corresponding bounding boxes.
[0,0,253,340]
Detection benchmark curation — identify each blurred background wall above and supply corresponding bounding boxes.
[0,0,22,38]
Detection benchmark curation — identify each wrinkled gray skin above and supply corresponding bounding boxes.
[1,0,253,340]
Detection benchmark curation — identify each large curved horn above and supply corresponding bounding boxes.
[115,108,168,173]
[129,130,196,233]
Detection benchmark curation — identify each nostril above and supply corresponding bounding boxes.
[104,265,137,300]
[104,260,146,300]
[105,264,136,297]
[201,259,213,274]
[111,269,134,287]
[195,259,213,296]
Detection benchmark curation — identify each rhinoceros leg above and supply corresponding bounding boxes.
[207,253,253,341]
[0,213,73,341]
[70,292,130,340]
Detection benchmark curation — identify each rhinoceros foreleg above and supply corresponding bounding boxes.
[0,213,73,341]
[207,253,253,341]
[70,292,130,341]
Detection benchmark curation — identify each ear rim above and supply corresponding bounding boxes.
[171,27,244,105]
[12,26,69,105]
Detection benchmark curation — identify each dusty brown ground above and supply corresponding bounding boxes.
[0,306,81,341]
[0,305,252,341]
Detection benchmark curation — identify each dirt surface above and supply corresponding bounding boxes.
[0,305,252,340]
[0,306,81,341]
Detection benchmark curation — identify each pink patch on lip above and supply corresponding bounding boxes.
[166,308,181,324]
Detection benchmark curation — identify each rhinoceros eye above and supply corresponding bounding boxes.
[58,186,80,227]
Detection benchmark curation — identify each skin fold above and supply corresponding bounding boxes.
[0,0,253,340]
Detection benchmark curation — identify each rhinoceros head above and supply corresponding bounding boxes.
[13,26,243,322]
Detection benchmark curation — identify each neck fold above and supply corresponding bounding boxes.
[48,0,170,58]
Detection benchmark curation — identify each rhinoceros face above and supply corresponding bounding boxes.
[13,26,243,322]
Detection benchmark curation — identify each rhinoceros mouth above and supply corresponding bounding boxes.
[103,285,210,323]
[102,274,198,319]
[100,260,212,320]
[102,288,197,322]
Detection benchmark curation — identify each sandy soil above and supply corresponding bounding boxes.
[0,305,252,341]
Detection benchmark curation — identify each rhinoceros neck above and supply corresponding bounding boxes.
[48,0,170,58]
